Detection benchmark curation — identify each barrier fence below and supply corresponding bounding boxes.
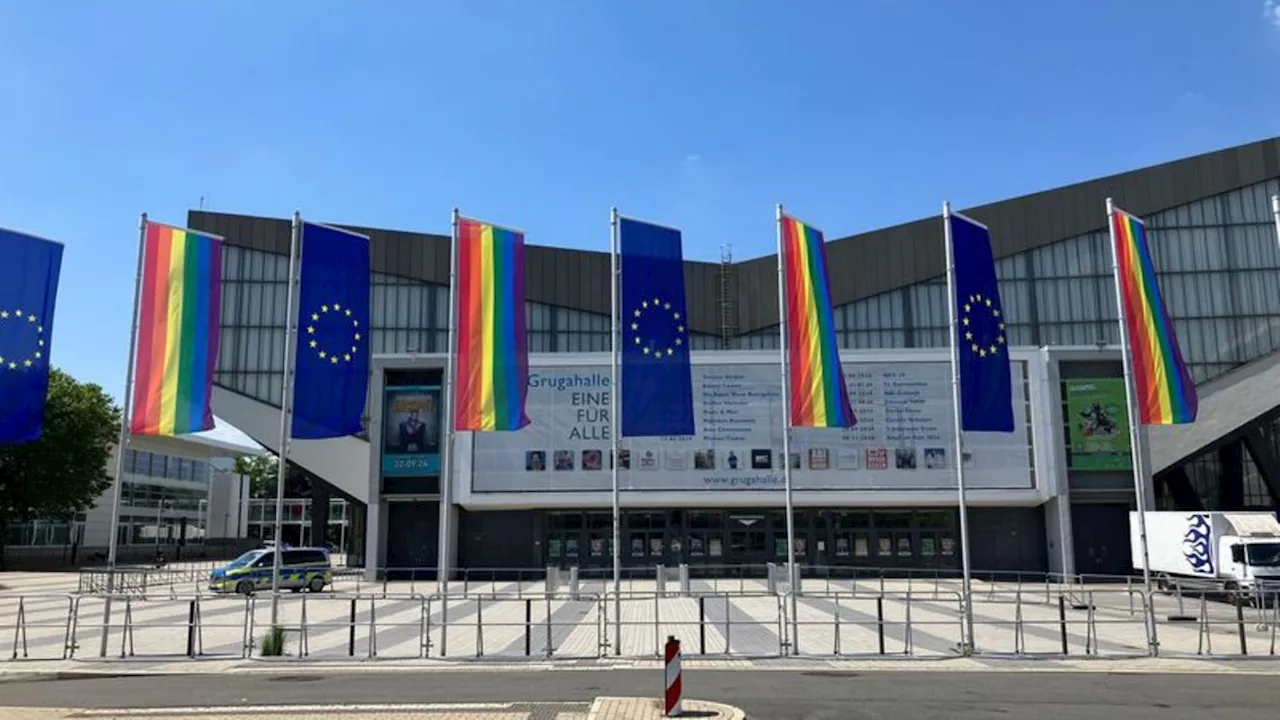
[7,582,1280,662]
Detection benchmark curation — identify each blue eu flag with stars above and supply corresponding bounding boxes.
[950,213,1014,432]
[0,228,62,444]
[292,221,371,439]
[620,218,695,437]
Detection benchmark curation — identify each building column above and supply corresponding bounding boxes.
[1218,441,1245,510]
[310,482,331,548]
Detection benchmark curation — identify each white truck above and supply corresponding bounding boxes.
[1129,511,1280,591]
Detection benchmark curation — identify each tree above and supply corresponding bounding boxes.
[0,370,119,566]
[234,454,277,499]
[233,453,311,499]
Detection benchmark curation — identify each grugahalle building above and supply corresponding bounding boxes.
[195,136,1280,579]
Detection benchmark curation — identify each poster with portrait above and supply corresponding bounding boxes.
[382,385,443,476]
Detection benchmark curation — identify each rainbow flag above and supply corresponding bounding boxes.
[454,216,530,431]
[1111,207,1197,424]
[131,221,223,436]
[780,213,856,428]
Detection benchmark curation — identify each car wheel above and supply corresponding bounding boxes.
[236,580,254,596]
[308,576,325,593]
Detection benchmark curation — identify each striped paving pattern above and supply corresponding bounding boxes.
[3,571,1277,661]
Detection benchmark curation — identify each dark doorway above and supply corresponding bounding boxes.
[385,501,439,580]
[1071,503,1132,577]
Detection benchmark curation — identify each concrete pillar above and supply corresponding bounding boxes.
[310,482,331,548]
[1219,441,1245,510]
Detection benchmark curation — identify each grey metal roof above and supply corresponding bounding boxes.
[189,136,1280,336]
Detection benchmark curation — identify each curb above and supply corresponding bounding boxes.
[588,696,745,720]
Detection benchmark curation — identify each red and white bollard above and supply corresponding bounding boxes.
[664,635,682,717]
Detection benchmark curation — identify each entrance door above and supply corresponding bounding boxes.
[727,513,768,570]
[385,501,439,580]
[873,511,916,568]
[1071,503,1132,577]
[583,512,613,569]
[685,511,725,569]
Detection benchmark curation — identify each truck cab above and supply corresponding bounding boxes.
[1220,535,1280,589]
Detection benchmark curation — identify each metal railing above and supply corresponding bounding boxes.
[12,566,1280,662]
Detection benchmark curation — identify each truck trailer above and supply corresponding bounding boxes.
[1129,511,1280,591]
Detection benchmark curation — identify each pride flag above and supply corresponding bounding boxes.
[131,221,223,436]
[1111,206,1197,425]
[454,216,530,432]
[780,213,855,428]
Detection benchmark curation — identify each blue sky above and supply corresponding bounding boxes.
[1,1,1278,448]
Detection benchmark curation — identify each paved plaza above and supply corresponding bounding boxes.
[2,567,1278,662]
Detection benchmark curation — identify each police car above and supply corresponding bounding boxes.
[208,546,333,595]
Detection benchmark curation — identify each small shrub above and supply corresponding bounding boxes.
[259,626,287,657]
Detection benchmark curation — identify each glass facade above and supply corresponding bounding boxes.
[8,449,216,549]
[245,498,352,550]
[124,449,211,484]
[112,449,214,546]
[213,178,1280,513]
[738,179,1280,386]
[216,253,720,409]
[218,178,1279,405]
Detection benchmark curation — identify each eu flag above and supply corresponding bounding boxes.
[292,221,370,439]
[0,229,62,444]
[620,218,695,437]
[950,213,1014,432]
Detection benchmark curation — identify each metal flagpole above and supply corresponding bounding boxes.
[941,202,976,655]
[1271,195,1279,255]
[609,207,622,655]
[437,208,461,595]
[99,212,148,657]
[774,204,800,655]
[270,212,302,627]
[1105,197,1159,656]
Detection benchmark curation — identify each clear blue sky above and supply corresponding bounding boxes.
[1,0,1278,415]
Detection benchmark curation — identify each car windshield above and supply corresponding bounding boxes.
[225,550,267,569]
[1245,543,1280,567]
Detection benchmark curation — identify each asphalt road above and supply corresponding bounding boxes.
[3,669,1279,719]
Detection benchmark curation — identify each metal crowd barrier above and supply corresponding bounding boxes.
[9,576,1280,662]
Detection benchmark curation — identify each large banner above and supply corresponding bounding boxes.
[1064,378,1131,470]
[382,385,443,476]
[471,361,1033,492]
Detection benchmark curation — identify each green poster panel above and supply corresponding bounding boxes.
[1064,379,1132,470]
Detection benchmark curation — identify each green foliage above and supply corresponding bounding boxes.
[0,369,119,526]
[234,454,277,499]
[234,453,310,499]
[259,625,287,656]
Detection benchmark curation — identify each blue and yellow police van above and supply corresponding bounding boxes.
[208,546,333,595]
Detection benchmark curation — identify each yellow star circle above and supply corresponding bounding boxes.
[631,296,685,362]
[961,293,1006,359]
[0,308,45,371]
[304,303,361,365]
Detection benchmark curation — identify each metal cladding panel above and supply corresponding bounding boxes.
[189,136,1280,334]
[684,262,721,334]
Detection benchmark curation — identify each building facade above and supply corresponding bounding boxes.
[197,137,1280,579]
[3,433,256,568]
